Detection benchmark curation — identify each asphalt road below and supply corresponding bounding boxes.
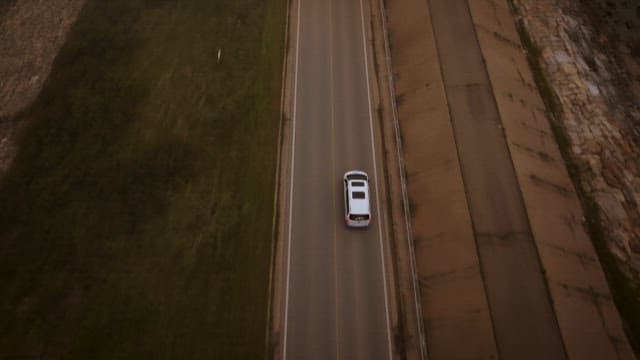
[282,0,393,359]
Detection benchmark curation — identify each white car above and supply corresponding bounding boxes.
[343,170,371,228]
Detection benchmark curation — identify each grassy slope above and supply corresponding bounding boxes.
[0,0,285,358]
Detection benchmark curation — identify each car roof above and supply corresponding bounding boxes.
[346,178,370,215]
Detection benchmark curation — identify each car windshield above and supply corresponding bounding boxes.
[346,173,367,181]
[352,191,365,199]
[351,181,365,187]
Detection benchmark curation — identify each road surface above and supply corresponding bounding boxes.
[281,0,393,359]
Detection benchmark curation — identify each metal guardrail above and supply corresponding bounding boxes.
[375,0,428,358]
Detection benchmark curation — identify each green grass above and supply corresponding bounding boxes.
[509,4,640,355]
[0,0,286,358]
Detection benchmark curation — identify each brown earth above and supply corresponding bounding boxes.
[0,0,85,175]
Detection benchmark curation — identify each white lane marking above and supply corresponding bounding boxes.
[358,0,394,358]
[282,0,302,358]
[328,0,341,358]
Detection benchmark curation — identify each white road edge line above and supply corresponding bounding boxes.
[282,0,302,358]
[358,0,394,358]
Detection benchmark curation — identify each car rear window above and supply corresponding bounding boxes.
[351,181,365,187]
[352,191,366,199]
[349,214,370,221]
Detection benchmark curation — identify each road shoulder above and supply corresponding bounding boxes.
[269,0,297,358]
[376,0,498,358]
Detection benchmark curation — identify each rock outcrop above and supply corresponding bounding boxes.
[513,0,640,275]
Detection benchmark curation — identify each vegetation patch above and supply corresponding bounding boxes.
[510,3,640,355]
[0,0,286,358]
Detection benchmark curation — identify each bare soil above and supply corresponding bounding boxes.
[0,0,86,174]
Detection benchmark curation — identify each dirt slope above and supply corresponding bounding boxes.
[0,0,85,174]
